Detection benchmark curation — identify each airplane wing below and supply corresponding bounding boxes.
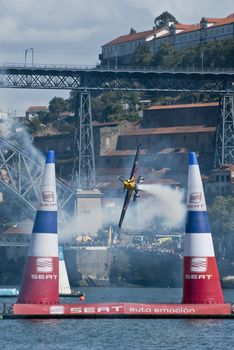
[118,145,141,228]
[130,144,141,179]
[118,189,133,228]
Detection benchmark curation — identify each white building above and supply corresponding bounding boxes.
[25,106,48,120]
[100,29,156,66]
[100,13,234,65]
[204,164,234,198]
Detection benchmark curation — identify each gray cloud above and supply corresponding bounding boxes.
[0,0,232,112]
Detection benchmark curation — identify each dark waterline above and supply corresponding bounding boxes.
[0,287,233,350]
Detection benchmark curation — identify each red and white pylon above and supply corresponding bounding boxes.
[17,150,59,304]
[182,152,224,304]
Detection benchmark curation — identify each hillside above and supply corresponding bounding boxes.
[131,38,234,69]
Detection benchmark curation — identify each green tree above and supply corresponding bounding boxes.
[49,97,69,115]
[28,116,42,133]
[132,43,153,66]
[151,43,176,67]
[208,196,234,259]
[130,36,234,70]
[154,11,179,29]
[67,90,79,113]
[91,96,104,121]
[91,91,142,122]
[108,111,140,122]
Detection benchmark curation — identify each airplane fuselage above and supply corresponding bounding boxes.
[118,144,141,228]
[123,177,136,191]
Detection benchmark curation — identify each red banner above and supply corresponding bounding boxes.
[13,302,231,316]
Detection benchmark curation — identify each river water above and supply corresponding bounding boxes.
[0,287,233,350]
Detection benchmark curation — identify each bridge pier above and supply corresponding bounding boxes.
[214,94,234,168]
[72,90,96,189]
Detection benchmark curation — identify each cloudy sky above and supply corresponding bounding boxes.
[0,0,233,114]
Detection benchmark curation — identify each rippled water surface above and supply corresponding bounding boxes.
[0,287,233,350]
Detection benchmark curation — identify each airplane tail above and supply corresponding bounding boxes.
[137,176,144,185]
[133,192,140,201]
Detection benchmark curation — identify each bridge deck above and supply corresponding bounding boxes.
[0,64,233,92]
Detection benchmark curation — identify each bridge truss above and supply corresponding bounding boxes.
[0,138,76,237]
[0,64,233,215]
[0,65,233,93]
[214,94,234,167]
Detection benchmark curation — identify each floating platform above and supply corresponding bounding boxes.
[0,290,83,298]
[1,302,233,319]
[2,152,232,321]
[0,288,19,297]
[60,292,85,298]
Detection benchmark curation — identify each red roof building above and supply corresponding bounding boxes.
[142,102,219,128]
[25,106,48,120]
[93,101,221,191]
[100,13,234,65]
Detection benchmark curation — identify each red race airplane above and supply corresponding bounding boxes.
[118,144,143,228]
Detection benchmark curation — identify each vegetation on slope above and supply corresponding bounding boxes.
[132,38,234,70]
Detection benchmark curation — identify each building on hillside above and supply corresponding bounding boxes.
[33,126,73,161]
[32,120,138,181]
[96,165,162,182]
[59,111,74,118]
[100,13,234,65]
[30,101,221,197]
[58,111,75,123]
[116,125,215,174]
[142,102,219,128]
[100,29,156,65]
[204,164,234,200]
[95,102,220,187]
[25,106,48,120]
[97,148,150,169]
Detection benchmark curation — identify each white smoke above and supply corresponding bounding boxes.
[0,117,45,222]
[10,118,44,166]
[1,119,186,238]
[98,183,186,232]
[137,184,186,228]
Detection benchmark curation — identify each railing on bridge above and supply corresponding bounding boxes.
[1,63,234,74]
[0,63,233,92]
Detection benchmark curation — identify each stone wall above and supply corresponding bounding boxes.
[100,126,120,155]
[64,247,113,286]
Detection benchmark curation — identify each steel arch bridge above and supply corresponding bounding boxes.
[0,64,233,93]
[0,63,234,216]
[0,137,76,234]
